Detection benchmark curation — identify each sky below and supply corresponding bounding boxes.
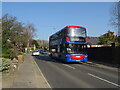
[2,2,116,40]
[2,0,119,2]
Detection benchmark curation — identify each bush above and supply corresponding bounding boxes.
[2,47,17,59]
[2,54,11,58]
[0,58,11,72]
[2,54,17,60]
[31,48,34,51]
[18,52,27,56]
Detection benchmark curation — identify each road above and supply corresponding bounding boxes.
[33,54,119,88]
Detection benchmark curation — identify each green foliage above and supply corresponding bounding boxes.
[117,36,120,42]
[1,58,11,72]
[99,30,116,45]
[2,14,36,59]
[2,47,17,59]
[32,40,39,48]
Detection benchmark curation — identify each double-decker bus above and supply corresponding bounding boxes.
[49,25,88,62]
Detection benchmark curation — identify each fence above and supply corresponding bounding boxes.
[87,46,120,64]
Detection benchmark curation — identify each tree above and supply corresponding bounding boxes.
[32,40,39,48]
[110,2,120,31]
[0,18,2,56]
[2,14,36,58]
[99,30,116,45]
[110,2,120,45]
[23,24,36,50]
[2,14,26,54]
[36,40,49,50]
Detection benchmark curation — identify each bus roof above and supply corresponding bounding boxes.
[49,25,86,38]
[64,25,86,29]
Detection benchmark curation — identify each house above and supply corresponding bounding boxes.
[87,37,103,47]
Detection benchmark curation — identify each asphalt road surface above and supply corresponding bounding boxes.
[33,54,119,88]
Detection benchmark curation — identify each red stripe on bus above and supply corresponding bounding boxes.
[65,25,86,29]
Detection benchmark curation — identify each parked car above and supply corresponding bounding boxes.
[41,50,47,54]
[39,50,44,54]
[32,50,40,56]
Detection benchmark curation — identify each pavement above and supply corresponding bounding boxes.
[2,54,51,88]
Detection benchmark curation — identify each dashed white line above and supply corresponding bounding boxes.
[62,64,75,69]
[88,73,120,87]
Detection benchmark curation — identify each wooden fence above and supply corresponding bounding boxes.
[87,46,120,64]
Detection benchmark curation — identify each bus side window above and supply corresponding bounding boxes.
[60,44,65,53]
[60,44,62,53]
[63,43,67,53]
[61,29,64,37]
[62,29,66,35]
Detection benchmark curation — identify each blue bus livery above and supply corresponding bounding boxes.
[49,25,88,62]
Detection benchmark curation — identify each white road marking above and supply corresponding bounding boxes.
[62,64,75,69]
[88,73,120,87]
[33,58,51,88]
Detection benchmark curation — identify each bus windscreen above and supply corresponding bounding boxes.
[67,27,86,37]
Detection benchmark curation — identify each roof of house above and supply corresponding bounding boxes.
[88,37,100,45]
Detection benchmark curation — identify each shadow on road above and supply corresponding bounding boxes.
[34,55,119,68]
[89,60,119,69]
[33,54,80,64]
[33,54,63,64]
[33,54,119,70]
